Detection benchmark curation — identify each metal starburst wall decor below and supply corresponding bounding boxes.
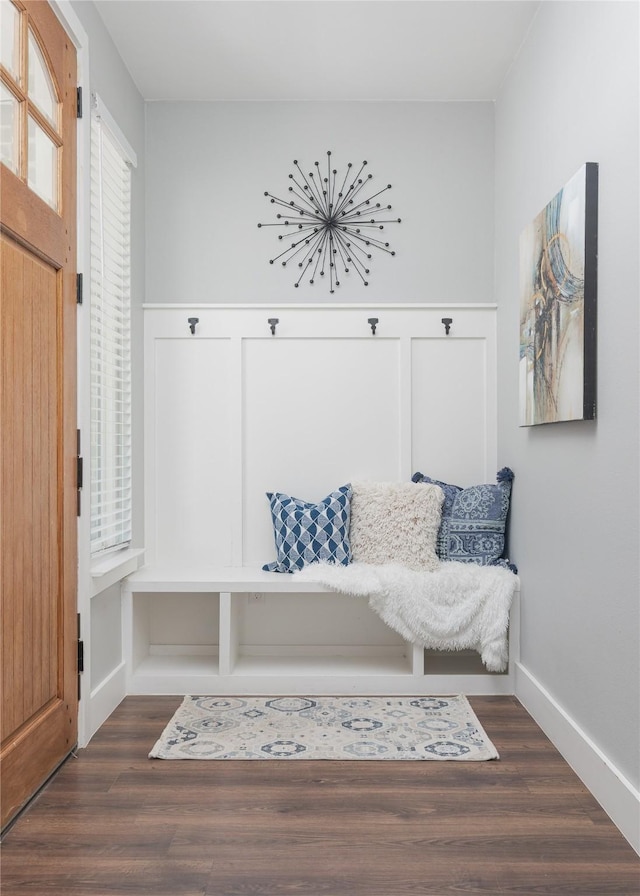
[258,152,401,293]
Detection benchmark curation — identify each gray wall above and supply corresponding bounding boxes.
[71,1,145,168]
[145,101,494,304]
[495,1,639,787]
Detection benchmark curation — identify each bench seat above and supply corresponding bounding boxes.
[122,565,335,594]
[121,564,519,697]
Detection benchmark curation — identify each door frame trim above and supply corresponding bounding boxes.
[50,0,91,748]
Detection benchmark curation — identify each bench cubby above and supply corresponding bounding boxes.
[129,590,220,686]
[123,567,518,695]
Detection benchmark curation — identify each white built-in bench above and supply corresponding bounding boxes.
[122,565,519,696]
[123,304,517,699]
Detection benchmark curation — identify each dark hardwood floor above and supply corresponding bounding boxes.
[1,695,638,895]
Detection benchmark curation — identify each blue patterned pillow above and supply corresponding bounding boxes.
[412,469,516,572]
[262,485,352,573]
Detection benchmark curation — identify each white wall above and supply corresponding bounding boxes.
[145,101,494,304]
[495,0,639,796]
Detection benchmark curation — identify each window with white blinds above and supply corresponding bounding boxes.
[90,99,135,556]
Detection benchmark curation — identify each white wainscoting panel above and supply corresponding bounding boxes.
[152,338,234,567]
[243,336,401,565]
[144,304,498,572]
[412,337,492,485]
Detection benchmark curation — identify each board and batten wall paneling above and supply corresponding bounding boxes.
[143,304,498,573]
[90,586,122,685]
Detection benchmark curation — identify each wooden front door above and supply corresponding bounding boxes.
[1,0,78,829]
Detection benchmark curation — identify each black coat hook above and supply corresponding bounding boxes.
[188,317,199,334]
[368,317,379,335]
[441,317,453,336]
[268,317,279,336]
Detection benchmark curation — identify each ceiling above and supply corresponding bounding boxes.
[93,0,540,102]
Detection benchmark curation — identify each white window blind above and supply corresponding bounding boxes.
[90,100,134,556]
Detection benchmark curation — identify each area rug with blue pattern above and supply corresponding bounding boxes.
[149,695,499,761]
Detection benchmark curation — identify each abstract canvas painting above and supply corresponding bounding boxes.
[519,163,598,425]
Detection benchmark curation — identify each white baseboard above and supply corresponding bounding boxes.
[82,662,127,746]
[515,662,640,856]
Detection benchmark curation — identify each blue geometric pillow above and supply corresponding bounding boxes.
[412,469,516,572]
[262,484,352,573]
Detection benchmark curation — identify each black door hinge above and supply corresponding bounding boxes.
[77,614,84,701]
[77,86,83,118]
[77,430,83,516]
[76,272,83,305]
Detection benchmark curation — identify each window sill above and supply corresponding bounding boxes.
[91,547,145,597]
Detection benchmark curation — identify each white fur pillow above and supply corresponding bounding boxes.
[350,481,443,571]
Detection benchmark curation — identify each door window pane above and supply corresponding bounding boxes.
[0,82,20,174]
[28,116,58,210]
[0,2,21,81]
[28,29,57,128]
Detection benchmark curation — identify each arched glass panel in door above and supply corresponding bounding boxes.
[0,2,63,210]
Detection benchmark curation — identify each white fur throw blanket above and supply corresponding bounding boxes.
[295,561,519,672]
